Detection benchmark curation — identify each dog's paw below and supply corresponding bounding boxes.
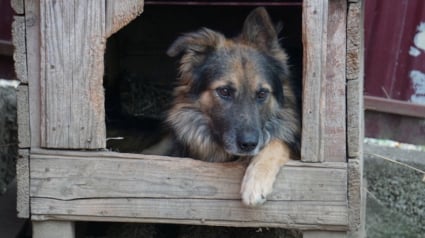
[240,167,274,207]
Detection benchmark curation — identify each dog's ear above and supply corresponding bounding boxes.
[167,28,224,58]
[241,7,280,52]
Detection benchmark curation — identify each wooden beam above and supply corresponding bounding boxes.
[144,1,302,6]
[323,0,347,162]
[17,85,30,148]
[364,95,425,118]
[30,150,348,230]
[347,0,364,159]
[25,0,41,148]
[16,149,30,218]
[301,0,328,162]
[13,16,27,83]
[31,198,348,230]
[40,0,107,149]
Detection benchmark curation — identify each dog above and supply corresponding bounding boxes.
[152,7,301,207]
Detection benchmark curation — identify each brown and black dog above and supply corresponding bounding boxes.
[152,7,301,207]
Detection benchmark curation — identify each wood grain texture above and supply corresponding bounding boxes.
[25,0,41,148]
[12,16,27,83]
[105,0,144,37]
[347,1,364,159]
[347,80,364,158]
[323,0,347,162]
[17,85,30,148]
[30,150,347,201]
[347,159,364,238]
[347,1,362,81]
[31,198,348,230]
[17,149,29,218]
[40,0,106,149]
[33,221,75,238]
[39,0,144,149]
[30,150,348,230]
[301,0,328,162]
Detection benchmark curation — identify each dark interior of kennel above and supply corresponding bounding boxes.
[104,2,303,153]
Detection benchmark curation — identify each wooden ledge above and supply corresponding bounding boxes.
[29,149,348,230]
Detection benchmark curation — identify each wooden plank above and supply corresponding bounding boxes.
[144,1,303,6]
[347,0,364,159]
[347,80,364,158]
[30,151,347,201]
[347,1,362,81]
[31,198,348,230]
[33,221,75,238]
[17,85,30,148]
[29,150,348,230]
[12,16,27,83]
[25,0,41,148]
[364,95,425,118]
[301,0,328,162]
[16,149,29,218]
[347,159,364,238]
[323,0,347,162]
[40,0,106,149]
[105,0,144,37]
[303,231,347,238]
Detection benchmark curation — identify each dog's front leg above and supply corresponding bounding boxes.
[240,139,291,206]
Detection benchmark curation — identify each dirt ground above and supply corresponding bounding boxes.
[364,143,425,238]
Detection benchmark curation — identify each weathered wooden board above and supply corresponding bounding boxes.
[323,0,347,162]
[347,1,362,81]
[39,0,106,149]
[347,1,364,159]
[17,149,29,218]
[31,198,348,230]
[105,0,144,37]
[17,85,30,148]
[301,0,328,162]
[12,16,27,83]
[348,159,364,238]
[25,0,41,148]
[30,150,348,230]
[30,152,347,201]
[38,0,144,149]
[347,80,364,158]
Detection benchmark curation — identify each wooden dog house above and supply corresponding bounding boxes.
[12,0,364,237]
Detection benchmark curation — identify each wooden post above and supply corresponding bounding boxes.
[33,221,75,238]
[301,0,329,162]
[302,0,347,163]
[347,1,365,237]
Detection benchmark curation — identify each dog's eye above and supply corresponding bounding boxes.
[256,89,269,101]
[216,87,233,99]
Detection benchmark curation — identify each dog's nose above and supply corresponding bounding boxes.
[237,130,259,152]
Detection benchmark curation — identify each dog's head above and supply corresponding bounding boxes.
[167,7,294,159]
